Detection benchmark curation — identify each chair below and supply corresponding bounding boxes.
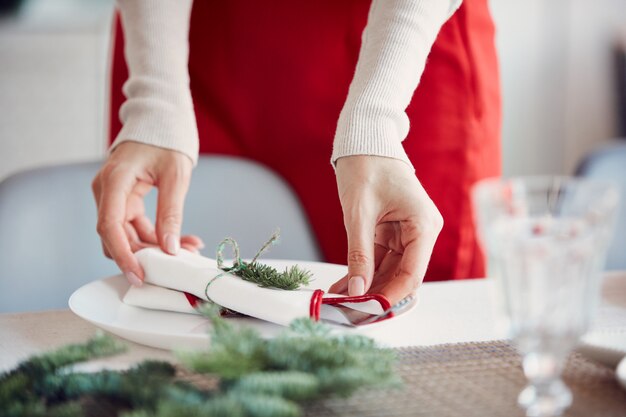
[576,142,626,270]
[0,156,321,313]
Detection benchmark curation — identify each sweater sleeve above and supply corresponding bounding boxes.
[331,0,462,169]
[111,0,199,165]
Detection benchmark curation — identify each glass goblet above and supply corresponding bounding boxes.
[473,177,619,417]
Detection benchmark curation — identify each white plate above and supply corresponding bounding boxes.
[617,357,626,390]
[578,271,626,368]
[69,259,417,350]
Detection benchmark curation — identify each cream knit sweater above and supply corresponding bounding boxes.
[112,0,461,167]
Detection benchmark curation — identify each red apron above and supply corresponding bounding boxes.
[109,0,501,281]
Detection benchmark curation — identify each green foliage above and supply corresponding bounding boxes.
[122,395,246,417]
[179,309,398,404]
[0,372,30,405]
[215,231,312,291]
[0,333,125,417]
[40,361,176,408]
[9,332,125,380]
[232,262,312,290]
[229,392,301,417]
[179,304,267,380]
[177,344,264,381]
[232,371,319,401]
[0,278,397,417]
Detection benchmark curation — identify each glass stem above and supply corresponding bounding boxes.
[519,353,572,417]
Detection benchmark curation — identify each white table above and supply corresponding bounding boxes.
[2,273,625,373]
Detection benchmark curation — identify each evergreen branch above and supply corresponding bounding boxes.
[39,361,176,408]
[0,332,126,416]
[233,262,312,290]
[6,332,125,380]
[229,392,301,417]
[232,371,319,401]
[177,346,265,381]
[215,231,313,291]
[178,311,398,402]
[122,394,247,417]
[179,303,267,380]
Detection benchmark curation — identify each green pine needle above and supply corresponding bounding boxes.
[10,332,125,379]
[215,232,312,291]
[233,371,319,401]
[228,261,313,290]
[230,392,301,417]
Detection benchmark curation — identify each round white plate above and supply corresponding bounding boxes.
[578,271,626,368]
[69,259,417,350]
[616,357,626,390]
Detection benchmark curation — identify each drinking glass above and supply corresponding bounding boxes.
[472,177,619,417]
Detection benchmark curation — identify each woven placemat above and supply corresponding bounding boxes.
[89,340,624,417]
[304,340,626,417]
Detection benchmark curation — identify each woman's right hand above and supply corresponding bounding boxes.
[92,141,203,286]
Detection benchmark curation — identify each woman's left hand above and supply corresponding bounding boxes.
[329,155,443,304]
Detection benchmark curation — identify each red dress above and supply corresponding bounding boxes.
[109,0,501,281]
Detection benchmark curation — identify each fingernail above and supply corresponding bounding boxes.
[348,276,365,296]
[165,233,180,255]
[125,271,143,287]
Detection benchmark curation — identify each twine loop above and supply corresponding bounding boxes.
[204,230,281,302]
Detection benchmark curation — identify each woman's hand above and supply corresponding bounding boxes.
[92,142,203,286]
[329,155,443,304]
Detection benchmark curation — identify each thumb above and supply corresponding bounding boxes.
[156,169,190,255]
[345,213,376,296]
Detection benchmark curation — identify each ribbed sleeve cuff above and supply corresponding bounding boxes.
[331,108,414,170]
[111,107,199,165]
[110,79,199,165]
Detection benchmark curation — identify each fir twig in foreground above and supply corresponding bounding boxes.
[179,304,399,399]
[1,303,398,417]
[0,332,126,417]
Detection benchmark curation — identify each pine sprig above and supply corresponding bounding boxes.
[9,332,125,380]
[228,392,300,417]
[214,231,313,291]
[40,361,176,408]
[230,262,312,290]
[232,371,319,401]
[180,308,398,401]
[0,333,126,417]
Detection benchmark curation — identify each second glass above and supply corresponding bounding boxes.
[473,176,619,417]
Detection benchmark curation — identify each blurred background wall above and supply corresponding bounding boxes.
[0,0,113,181]
[0,0,625,181]
[492,0,626,176]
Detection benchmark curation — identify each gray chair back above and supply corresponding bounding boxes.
[576,143,626,270]
[0,156,321,313]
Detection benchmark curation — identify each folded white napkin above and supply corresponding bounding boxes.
[123,248,392,327]
[123,282,200,315]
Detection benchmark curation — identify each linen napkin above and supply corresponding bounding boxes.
[123,248,392,327]
[124,282,200,315]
